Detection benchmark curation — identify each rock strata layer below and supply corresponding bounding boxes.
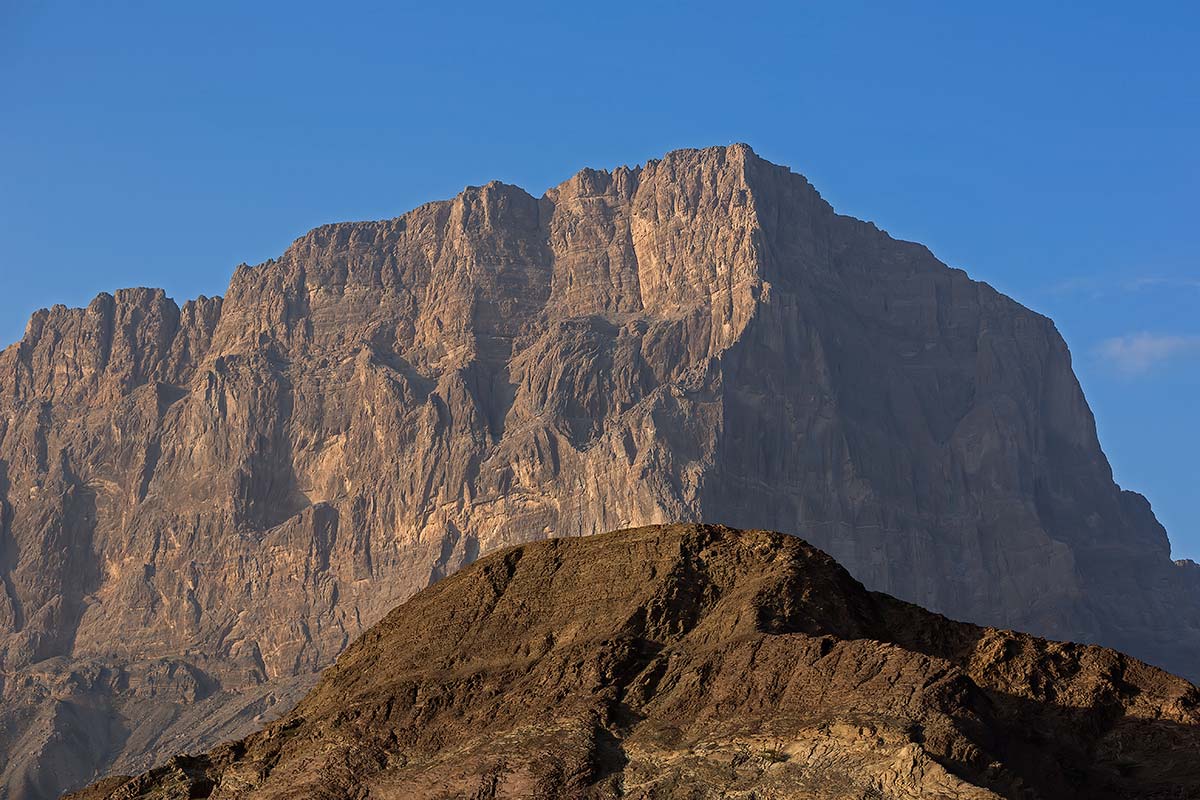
[1,145,1198,798]
[69,525,1200,799]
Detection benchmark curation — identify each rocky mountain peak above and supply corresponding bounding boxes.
[69,524,1200,800]
[0,146,1196,799]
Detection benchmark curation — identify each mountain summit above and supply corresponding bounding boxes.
[1,145,1197,797]
[70,525,1200,799]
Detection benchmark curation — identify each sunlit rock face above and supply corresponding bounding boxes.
[1,145,1196,798]
[68,525,1200,800]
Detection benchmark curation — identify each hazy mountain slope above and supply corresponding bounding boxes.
[1,145,1197,798]
[70,524,1200,799]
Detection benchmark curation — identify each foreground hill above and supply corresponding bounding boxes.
[2,145,1199,797]
[71,524,1200,799]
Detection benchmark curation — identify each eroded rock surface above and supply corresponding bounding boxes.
[69,525,1200,799]
[1,145,1198,797]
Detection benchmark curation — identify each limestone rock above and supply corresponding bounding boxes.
[1,145,1197,798]
[69,525,1200,799]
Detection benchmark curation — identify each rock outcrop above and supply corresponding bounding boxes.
[68,525,1200,799]
[1,145,1197,797]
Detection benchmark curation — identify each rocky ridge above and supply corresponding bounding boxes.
[1,145,1198,798]
[69,525,1200,799]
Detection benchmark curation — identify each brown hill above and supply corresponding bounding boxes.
[70,524,1200,799]
[2,145,1199,798]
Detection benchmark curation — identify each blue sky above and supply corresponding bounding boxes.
[1,2,1197,557]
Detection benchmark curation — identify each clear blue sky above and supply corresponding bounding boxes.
[2,2,1197,557]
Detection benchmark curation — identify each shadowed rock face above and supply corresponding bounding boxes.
[68,525,1200,800]
[1,145,1197,797]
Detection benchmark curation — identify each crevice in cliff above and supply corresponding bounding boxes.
[0,457,24,633]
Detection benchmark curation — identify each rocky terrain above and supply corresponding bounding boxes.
[68,524,1200,799]
[1,145,1198,798]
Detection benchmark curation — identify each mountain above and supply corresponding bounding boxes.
[1,145,1197,798]
[68,524,1200,799]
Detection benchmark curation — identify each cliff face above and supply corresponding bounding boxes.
[69,525,1200,800]
[0,145,1196,798]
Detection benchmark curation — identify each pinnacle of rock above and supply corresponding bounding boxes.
[1,145,1196,799]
